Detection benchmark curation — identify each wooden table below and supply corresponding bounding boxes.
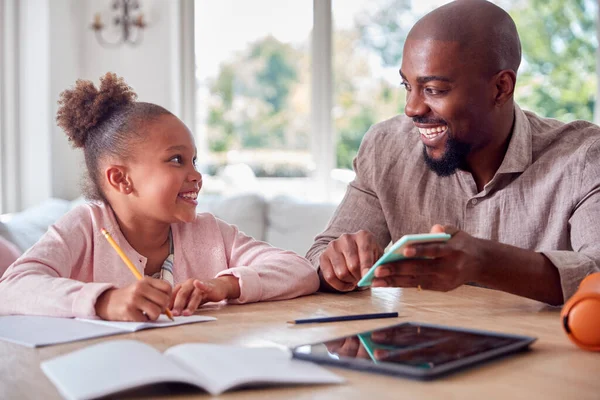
[1,286,598,399]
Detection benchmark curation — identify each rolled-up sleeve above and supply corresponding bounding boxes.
[306,125,392,269]
[544,138,600,300]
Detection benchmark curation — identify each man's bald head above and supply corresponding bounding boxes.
[407,0,521,76]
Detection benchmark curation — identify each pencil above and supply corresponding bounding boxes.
[101,228,174,321]
[287,311,398,324]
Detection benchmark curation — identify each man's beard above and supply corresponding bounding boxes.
[422,135,471,177]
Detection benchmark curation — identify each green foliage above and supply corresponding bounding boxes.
[510,0,597,121]
[333,29,405,169]
[356,0,414,67]
[251,38,298,113]
[206,35,308,153]
[337,108,376,169]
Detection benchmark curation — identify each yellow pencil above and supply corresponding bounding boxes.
[101,228,174,321]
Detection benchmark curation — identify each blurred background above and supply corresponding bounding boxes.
[0,0,598,213]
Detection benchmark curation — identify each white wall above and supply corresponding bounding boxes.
[16,0,182,209]
[49,0,85,205]
[79,0,182,112]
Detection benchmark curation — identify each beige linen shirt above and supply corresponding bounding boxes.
[307,105,600,302]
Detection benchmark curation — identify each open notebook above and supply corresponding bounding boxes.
[0,315,215,347]
[41,340,345,399]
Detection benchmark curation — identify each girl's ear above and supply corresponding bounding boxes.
[105,165,133,194]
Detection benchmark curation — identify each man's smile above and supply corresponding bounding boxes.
[415,124,448,147]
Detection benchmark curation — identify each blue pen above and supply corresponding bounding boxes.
[287,312,399,324]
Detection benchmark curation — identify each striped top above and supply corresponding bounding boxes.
[150,230,175,287]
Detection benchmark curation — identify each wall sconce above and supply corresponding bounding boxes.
[91,0,146,47]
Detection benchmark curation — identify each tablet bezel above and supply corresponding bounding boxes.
[291,322,536,380]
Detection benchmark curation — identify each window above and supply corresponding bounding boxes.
[193,0,598,202]
[194,0,316,198]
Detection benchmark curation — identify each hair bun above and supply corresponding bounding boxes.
[56,72,137,148]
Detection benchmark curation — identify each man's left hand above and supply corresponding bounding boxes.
[371,224,484,291]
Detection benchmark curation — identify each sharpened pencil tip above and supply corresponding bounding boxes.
[286,320,296,324]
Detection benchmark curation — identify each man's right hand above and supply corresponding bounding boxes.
[319,230,383,292]
[95,277,172,321]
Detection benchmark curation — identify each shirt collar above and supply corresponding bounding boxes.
[496,103,532,174]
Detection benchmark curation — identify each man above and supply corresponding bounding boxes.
[306,0,600,306]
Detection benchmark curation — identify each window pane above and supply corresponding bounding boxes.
[332,0,453,172]
[510,0,598,122]
[332,0,597,173]
[194,0,313,198]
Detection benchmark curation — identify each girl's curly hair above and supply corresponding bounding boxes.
[56,72,171,201]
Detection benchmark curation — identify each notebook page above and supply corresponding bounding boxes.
[165,343,345,395]
[41,340,201,400]
[0,315,125,347]
[77,314,216,332]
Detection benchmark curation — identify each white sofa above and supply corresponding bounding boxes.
[0,194,338,268]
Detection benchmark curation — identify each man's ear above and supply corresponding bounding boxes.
[105,165,133,194]
[493,69,516,107]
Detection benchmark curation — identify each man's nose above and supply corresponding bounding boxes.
[404,90,430,118]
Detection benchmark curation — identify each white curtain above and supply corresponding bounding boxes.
[0,0,20,214]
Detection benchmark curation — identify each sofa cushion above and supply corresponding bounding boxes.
[195,193,267,241]
[0,198,72,252]
[266,195,338,256]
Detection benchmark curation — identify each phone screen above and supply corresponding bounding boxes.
[357,233,451,287]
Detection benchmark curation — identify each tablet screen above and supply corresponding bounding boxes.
[293,322,535,378]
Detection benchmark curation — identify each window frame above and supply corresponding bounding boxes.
[180,0,600,201]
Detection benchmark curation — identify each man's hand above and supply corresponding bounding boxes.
[371,225,482,292]
[325,336,371,359]
[319,230,384,292]
[95,277,172,322]
[170,276,240,316]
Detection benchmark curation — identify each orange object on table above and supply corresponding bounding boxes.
[561,272,600,351]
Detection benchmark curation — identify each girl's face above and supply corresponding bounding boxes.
[126,114,202,224]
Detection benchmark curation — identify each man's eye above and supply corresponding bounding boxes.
[425,88,446,95]
[401,82,411,91]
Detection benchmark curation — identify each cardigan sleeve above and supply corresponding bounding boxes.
[214,218,319,303]
[0,205,114,318]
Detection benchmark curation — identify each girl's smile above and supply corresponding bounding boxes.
[177,188,200,207]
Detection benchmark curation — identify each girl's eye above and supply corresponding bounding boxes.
[193,157,198,166]
[170,155,183,164]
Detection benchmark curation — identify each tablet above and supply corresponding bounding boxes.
[357,233,451,287]
[292,322,536,380]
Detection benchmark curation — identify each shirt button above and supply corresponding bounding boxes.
[471,199,478,205]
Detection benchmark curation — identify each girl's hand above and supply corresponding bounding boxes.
[170,276,240,316]
[95,277,172,322]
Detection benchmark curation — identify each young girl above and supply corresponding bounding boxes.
[0,73,319,321]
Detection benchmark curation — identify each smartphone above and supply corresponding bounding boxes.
[357,233,451,287]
